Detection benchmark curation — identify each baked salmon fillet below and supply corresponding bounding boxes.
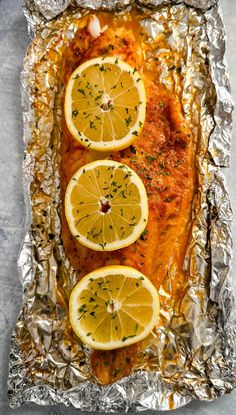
[60,13,195,384]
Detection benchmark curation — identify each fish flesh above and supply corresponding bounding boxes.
[60,12,194,384]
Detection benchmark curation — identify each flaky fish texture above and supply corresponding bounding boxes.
[61,13,194,384]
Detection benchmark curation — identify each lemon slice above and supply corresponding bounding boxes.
[69,265,159,350]
[64,57,146,152]
[65,160,148,251]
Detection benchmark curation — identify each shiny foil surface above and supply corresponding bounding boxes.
[8,0,236,411]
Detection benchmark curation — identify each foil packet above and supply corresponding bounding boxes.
[8,0,236,411]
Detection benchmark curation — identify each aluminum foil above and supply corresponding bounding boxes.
[8,0,236,411]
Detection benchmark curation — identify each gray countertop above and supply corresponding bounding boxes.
[0,0,236,414]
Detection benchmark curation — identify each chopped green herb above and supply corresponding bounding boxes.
[72,109,78,117]
[130,145,136,154]
[113,368,120,377]
[119,38,126,47]
[174,159,183,167]
[99,65,106,72]
[140,229,148,241]
[146,155,155,163]
[125,115,132,127]
[78,88,86,96]
[89,120,97,130]
[95,93,103,101]
[122,334,136,342]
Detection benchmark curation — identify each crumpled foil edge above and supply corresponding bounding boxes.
[7,0,235,411]
[207,5,234,167]
[23,0,219,37]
